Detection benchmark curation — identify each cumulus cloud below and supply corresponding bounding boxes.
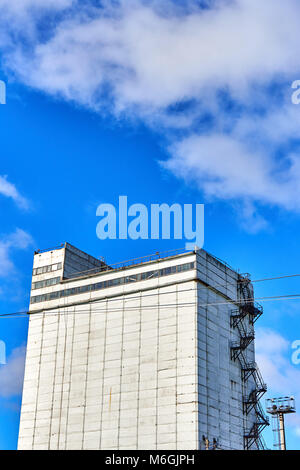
[2,0,300,226]
[0,176,32,296]
[163,133,300,211]
[256,328,300,436]
[0,175,29,210]
[0,346,26,397]
[4,0,300,109]
[0,0,75,48]
[0,0,74,21]
[0,228,34,277]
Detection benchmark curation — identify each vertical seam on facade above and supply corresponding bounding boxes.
[117,295,125,449]
[57,307,68,448]
[175,283,178,449]
[99,299,108,450]
[136,292,142,450]
[205,256,209,444]
[194,275,198,450]
[82,303,91,449]
[64,306,75,449]
[155,288,160,450]
[48,313,60,449]
[32,313,44,449]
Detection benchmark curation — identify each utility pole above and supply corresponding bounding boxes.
[266,397,296,450]
[278,413,286,450]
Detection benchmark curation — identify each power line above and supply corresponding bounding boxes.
[28,272,300,305]
[29,270,300,307]
[2,269,300,319]
[252,274,300,283]
[2,291,300,318]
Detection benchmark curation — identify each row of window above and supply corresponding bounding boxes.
[33,262,63,276]
[30,262,195,304]
[32,277,61,290]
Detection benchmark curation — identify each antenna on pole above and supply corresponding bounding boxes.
[266,397,296,450]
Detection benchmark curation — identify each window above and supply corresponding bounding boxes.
[32,276,61,290]
[33,262,62,276]
[30,261,195,304]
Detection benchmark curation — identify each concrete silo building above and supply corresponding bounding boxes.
[18,243,268,450]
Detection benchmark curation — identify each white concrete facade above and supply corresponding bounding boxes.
[18,243,263,450]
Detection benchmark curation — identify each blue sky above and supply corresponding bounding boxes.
[0,0,300,450]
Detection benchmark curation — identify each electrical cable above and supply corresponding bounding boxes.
[1,291,300,318]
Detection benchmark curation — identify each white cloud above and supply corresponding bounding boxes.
[0,228,34,277]
[0,0,72,8]
[6,0,300,109]
[0,0,74,19]
[2,0,300,225]
[0,346,26,398]
[256,328,300,436]
[239,201,269,234]
[163,133,300,211]
[0,175,29,210]
[0,0,75,47]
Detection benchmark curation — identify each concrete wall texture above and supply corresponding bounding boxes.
[18,244,262,450]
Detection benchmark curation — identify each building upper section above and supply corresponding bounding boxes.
[29,243,252,313]
[33,243,105,279]
[31,243,105,295]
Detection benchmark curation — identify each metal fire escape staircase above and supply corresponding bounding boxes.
[244,401,270,450]
[230,275,269,450]
[242,361,267,414]
[230,321,255,362]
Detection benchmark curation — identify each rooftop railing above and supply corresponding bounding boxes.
[65,247,191,280]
